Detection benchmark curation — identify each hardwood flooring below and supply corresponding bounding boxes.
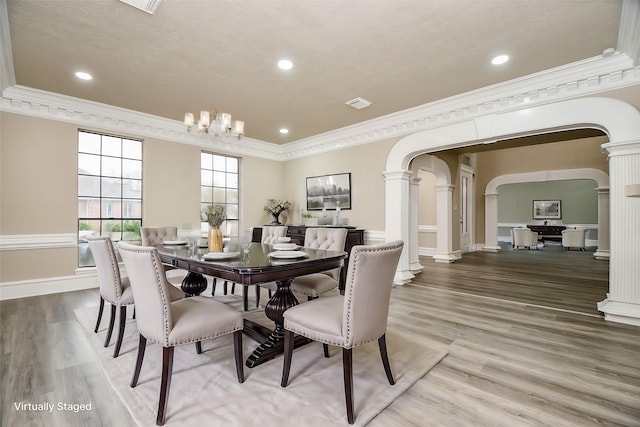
[2,247,639,426]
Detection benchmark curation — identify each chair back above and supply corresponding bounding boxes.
[513,227,536,247]
[88,236,124,303]
[341,240,403,348]
[141,226,178,246]
[562,228,586,247]
[117,242,173,346]
[304,227,348,251]
[261,226,288,244]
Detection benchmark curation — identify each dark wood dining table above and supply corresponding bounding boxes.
[156,242,347,368]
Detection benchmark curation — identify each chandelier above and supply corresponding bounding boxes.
[184,110,244,138]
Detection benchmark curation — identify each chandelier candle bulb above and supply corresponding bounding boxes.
[200,111,210,128]
[184,112,194,127]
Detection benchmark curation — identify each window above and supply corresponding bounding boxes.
[78,130,143,267]
[200,152,239,238]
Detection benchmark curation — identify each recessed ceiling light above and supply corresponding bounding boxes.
[75,71,93,80]
[491,55,509,65]
[279,128,289,134]
[277,59,293,70]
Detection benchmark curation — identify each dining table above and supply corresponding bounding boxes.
[156,241,347,368]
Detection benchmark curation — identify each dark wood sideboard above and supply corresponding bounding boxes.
[252,225,365,292]
[527,225,566,242]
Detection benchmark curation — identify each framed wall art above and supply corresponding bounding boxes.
[306,173,351,210]
[532,200,562,219]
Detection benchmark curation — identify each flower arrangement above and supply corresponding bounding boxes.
[264,199,291,224]
[264,199,291,217]
[202,204,226,228]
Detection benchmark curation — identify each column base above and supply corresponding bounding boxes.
[597,298,640,326]
[593,249,610,260]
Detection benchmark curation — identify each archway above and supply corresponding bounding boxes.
[384,97,640,325]
[484,169,610,259]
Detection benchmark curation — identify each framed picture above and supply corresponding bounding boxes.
[532,200,562,219]
[306,173,351,210]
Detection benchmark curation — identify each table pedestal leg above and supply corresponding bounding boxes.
[246,278,310,368]
[180,272,208,296]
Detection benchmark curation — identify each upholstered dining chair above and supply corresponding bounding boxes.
[562,228,586,251]
[281,240,404,424]
[88,236,185,358]
[289,227,348,300]
[141,226,190,286]
[117,242,245,426]
[257,225,290,300]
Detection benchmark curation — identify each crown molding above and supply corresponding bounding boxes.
[283,53,640,159]
[1,55,639,162]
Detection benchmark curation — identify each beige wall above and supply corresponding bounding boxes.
[417,170,437,248]
[282,137,400,231]
[0,112,285,282]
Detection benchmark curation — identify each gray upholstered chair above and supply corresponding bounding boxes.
[117,242,244,426]
[258,226,290,299]
[512,227,539,249]
[140,226,179,246]
[562,228,586,250]
[261,225,288,244]
[88,236,185,358]
[290,227,348,300]
[281,240,404,425]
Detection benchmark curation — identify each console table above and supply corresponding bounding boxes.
[253,225,365,291]
[527,225,566,242]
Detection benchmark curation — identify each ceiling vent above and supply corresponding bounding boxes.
[120,0,162,15]
[345,97,372,110]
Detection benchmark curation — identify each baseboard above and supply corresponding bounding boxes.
[0,274,98,300]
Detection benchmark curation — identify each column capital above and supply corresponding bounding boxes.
[383,170,412,181]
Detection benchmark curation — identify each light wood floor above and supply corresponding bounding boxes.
[2,247,639,426]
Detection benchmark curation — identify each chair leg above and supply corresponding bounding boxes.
[195,341,202,354]
[133,306,136,319]
[268,290,273,298]
[233,330,244,383]
[242,286,249,311]
[323,343,330,358]
[94,296,105,333]
[231,282,236,294]
[343,347,355,424]
[281,329,295,387]
[104,304,116,347]
[378,334,395,385]
[130,334,147,387]
[211,278,217,296]
[113,306,127,358]
[156,347,174,426]
[223,281,229,295]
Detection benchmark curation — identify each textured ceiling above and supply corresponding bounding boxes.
[6,0,622,144]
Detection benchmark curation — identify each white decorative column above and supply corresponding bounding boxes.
[433,184,457,263]
[598,140,640,326]
[483,192,501,252]
[593,187,610,260]
[384,170,414,284]
[409,174,424,273]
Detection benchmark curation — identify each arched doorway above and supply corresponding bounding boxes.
[484,169,610,259]
[384,97,640,325]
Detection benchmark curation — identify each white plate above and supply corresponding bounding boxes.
[164,240,187,245]
[268,250,309,259]
[276,237,291,243]
[202,252,241,260]
[272,243,298,251]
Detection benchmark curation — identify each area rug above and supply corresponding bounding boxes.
[76,297,447,427]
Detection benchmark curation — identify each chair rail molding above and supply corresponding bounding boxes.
[385,97,640,326]
[0,233,77,250]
